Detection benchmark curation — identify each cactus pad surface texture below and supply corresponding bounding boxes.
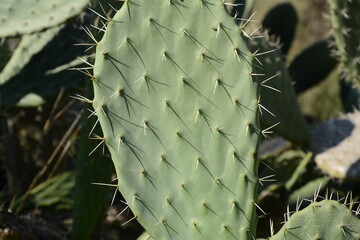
[329,0,360,83]
[0,0,89,37]
[270,200,360,240]
[92,1,261,239]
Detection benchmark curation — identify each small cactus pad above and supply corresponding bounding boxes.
[0,0,89,37]
[92,1,261,239]
[328,0,360,83]
[270,200,360,240]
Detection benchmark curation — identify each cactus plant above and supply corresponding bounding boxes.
[341,78,360,112]
[225,0,255,20]
[262,3,298,56]
[0,0,90,37]
[249,38,311,145]
[92,1,260,239]
[0,23,87,108]
[88,1,360,239]
[73,97,114,240]
[269,200,360,240]
[328,0,360,83]
[0,26,61,86]
[261,3,339,96]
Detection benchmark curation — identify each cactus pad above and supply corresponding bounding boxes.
[0,0,89,37]
[92,1,261,239]
[270,200,360,240]
[250,38,310,145]
[329,0,360,83]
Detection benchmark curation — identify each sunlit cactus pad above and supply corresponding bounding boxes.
[92,1,261,239]
[270,200,360,240]
[0,0,89,37]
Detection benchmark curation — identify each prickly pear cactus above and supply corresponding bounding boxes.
[328,0,360,83]
[92,1,261,239]
[0,23,87,108]
[270,200,360,240]
[249,38,311,145]
[0,26,61,86]
[0,0,90,37]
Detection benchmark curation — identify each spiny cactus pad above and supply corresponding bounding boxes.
[92,1,261,239]
[0,0,89,37]
[270,200,360,240]
[250,38,310,145]
[329,0,360,83]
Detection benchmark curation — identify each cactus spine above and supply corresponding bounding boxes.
[329,0,360,83]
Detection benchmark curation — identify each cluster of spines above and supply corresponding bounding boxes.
[268,190,360,240]
[328,0,360,83]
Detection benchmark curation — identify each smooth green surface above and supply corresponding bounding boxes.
[0,0,89,37]
[270,200,360,240]
[93,1,260,239]
[16,93,45,107]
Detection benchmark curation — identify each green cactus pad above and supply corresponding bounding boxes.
[92,1,261,239]
[270,200,360,240]
[329,0,360,84]
[73,92,114,240]
[0,26,61,85]
[0,0,89,37]
[0,24,86,108]
[250,38,310,145]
